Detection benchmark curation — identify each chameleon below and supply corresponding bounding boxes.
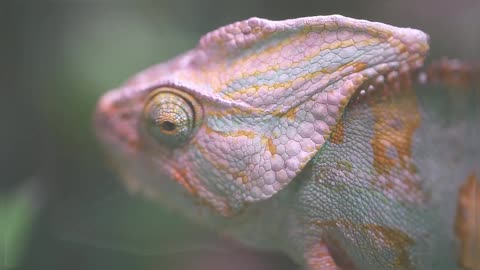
[94,15,479,270]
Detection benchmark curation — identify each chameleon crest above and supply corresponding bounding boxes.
[95,15,429,215]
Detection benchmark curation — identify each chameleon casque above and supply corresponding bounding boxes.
[94,15,479,270]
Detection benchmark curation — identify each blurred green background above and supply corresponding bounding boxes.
[1,1,479,269]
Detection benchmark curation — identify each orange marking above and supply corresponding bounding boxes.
[353,62,368,72]
[225,60,368,100]
[370,96,419,174]
[171,167,198,195]
[270,106,299,121]
[285,106,299,121]
[397,43,408,54]
[214,31,379,94]
[262,136,277,155]
[455,171,480,270]
[203,125,257,139]
[366,26,393,38]
[330,118,345,144]
[368,83,425,202]
[314,220,415,270]
[212,33,308,93]
[229,130,257,139]
[205,104,265,118]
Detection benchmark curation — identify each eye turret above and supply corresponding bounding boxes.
[143,88,202,146]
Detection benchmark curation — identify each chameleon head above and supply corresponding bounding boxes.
[95,15,429,217]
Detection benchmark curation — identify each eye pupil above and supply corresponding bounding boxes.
[161,121,176,131]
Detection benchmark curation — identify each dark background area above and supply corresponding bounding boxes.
[1,1,479,269]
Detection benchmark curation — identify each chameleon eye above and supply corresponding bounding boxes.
[143,88,202,146]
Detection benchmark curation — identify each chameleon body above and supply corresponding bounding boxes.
[95,15,479,270]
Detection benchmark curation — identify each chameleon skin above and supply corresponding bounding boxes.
[95,15,479,270]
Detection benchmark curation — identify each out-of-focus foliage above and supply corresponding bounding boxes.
[1,0,479,269]
[0,184,35,269]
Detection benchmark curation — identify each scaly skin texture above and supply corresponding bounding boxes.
[95,15,480,270]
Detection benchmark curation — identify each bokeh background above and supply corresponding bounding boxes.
[1,0,479,269]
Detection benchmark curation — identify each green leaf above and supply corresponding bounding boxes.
[0,186,36,269]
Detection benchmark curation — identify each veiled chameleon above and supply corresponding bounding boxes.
[95,15,479,270]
